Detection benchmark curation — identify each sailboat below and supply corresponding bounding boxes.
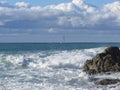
[60,35,65,43]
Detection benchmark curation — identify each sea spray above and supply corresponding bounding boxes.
[0,46,120,90]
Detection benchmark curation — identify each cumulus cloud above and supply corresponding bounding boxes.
[0,0,120,35]
[15,2,29,8]
[72,0,83,5]
[102,1,120,24]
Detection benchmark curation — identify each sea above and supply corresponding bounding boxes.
[0,43,120,90]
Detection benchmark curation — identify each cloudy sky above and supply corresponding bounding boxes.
[0,0,120,42]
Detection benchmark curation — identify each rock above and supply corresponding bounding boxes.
[83,46,120,74]
[104,46,120,55]
[96,79,120,85]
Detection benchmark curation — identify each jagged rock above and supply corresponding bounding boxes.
[96,79,120,85]
[83,46,120,74]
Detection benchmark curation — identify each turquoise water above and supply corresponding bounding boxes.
[0,43,120,90]
[0,43,120,51]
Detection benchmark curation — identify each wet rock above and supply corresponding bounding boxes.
[96,79,120,85]
[83,46,120,74]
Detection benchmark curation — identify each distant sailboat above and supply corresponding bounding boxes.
[60,35,65,43]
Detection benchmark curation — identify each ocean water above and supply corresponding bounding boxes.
[0,43,120,90]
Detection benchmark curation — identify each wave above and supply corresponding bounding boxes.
[1,47,120,90]
[0,47,106,69]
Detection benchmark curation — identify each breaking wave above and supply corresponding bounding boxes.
[0,47,120,90]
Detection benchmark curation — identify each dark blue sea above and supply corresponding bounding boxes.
[0,43,120,90]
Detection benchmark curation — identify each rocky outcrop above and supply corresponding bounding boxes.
[83,46,120,74]
[96,79,120,85]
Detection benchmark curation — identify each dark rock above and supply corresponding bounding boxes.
[104,46,120,55]
[83,46,120,74]
[96,79,120,85]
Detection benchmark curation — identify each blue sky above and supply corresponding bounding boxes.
[0,0,120,42]
[8,0,116,8]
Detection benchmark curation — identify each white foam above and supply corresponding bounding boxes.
[0,47,106,69]
[2,47,120,90]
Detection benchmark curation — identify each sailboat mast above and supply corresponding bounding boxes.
[62,35,65,43]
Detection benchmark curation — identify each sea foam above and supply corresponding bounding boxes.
[1,47,120,90]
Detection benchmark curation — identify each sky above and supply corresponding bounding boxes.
[8,0,116,8]
[0,0,120,42]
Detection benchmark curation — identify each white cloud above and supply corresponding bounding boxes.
[103,1,120,12]
[72,0,83,6]
[30,6,41,10]
[0,0,120,35]
[15,2,29,8]
[103,1,120,21]
[47,3,74,11]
